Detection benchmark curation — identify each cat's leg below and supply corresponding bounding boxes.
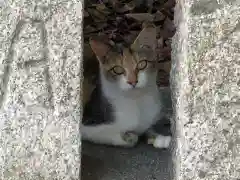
[145,128,171,149]
[81,125,139,147]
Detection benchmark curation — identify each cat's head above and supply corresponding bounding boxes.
[89,25,157,91]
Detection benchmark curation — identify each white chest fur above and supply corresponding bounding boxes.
[108,88,162,134]
[81,86,167,147]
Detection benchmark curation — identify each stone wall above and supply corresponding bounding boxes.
[0,1,83,179]
[171,0,240,179]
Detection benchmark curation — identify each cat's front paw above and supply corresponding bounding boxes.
[148,135,171,149]
[121,131,139,146]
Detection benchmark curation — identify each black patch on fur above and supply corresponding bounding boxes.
[82,78,114,126]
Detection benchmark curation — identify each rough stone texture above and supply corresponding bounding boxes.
[0,1,82,179]
[171,0,240,180]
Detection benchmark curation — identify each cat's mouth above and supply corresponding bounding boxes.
[124,85,141,90]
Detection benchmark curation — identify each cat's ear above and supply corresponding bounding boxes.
[131,24,157,51]
[89,37,110,64]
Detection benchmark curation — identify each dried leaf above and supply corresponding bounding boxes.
[96,3,107,11]
[126,13,154,22]
[108,0,121,8]
[159,18,175,39]
[125,1,136,10]
[123,31,139,44]
[132,24,156,50]
[146,0,154,12]
[163,17,175,33]
[95,4,112,15]
[142,21,155,29]
[84,25,97,34]
[154,11,165,21]
[158,28,170,39]
[87,8,107,21]
[163,0,176,9]
[116,1,136,13]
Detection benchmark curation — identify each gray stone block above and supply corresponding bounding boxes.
[14,22,44,64]
[171,0,240,179]
[0,1,82,179]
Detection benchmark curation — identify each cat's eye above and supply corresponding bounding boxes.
[111,66,125,75]
[137,60,148,70]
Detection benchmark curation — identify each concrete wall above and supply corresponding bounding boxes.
[0,1,82,179]
[171,0,240,179]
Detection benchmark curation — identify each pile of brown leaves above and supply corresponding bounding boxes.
[83,0,176,87]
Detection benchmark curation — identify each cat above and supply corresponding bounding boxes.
[81,25,171,148]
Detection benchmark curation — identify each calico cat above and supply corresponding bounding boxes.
[81,25,171,148]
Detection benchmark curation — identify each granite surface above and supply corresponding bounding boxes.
[171,0,240,179]
[0,1,82,179]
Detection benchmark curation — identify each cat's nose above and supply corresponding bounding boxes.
[127,80,138,87]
